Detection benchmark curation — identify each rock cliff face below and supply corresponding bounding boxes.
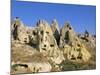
[11,18,96,74]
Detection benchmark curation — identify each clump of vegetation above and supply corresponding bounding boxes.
[59,60,96,71]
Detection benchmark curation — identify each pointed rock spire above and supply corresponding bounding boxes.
[11,17,30,43]
[59,21,91,62]
[51,19,60,45]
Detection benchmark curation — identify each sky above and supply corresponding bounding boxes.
[11,0,96,34]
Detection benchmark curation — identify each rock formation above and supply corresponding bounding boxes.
[51,19,60,45]
[59,22,91,62]
[11,18,96,74]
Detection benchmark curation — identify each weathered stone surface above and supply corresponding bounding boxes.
[59,22,91,62]
[11,18,30,43]
[78,30,96,64]
[51,19,60,45]
[11,52,52,74]
[36,20,65,64]
[11,18,95,74]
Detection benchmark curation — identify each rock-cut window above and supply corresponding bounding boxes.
[33,31,36,35]
[40,31,43,35]
[50,44,54,47]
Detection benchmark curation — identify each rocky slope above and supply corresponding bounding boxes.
[11,17,96,74]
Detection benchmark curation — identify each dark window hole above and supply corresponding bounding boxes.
[71,57,76,60]
[71,55,76,60]
[42,48,46,51]
[77,56,82,59]
[67,24,69,27]
[17,64,28,68]
[77,44,81,47]
[46,31,49,34]
[33,31,36,35]
[69,27,72,30]
[50,44,54,47]
[41,31,43,35]
[24,38,27,42]
[44,45,46,47]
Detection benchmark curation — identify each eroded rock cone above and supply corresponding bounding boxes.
[36,20,65,64]
[59,22,91,62]
[51,19,60,45]
[11,17,30,43]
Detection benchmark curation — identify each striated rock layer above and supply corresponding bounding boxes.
[11,17,96,74]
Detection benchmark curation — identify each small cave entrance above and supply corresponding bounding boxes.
[77,52,83,60]
[77,44,81,47]
[13,64,28,69]
[46,31,49,34]
[69,27,72,30]
[50,44,54,47]
[24,38,27,43]
[71,55,76,60]
[77,56,82,59]
[42,48,46,51]
[40,31,43,35]
[44,44,46,47]
[33,31,37,36]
